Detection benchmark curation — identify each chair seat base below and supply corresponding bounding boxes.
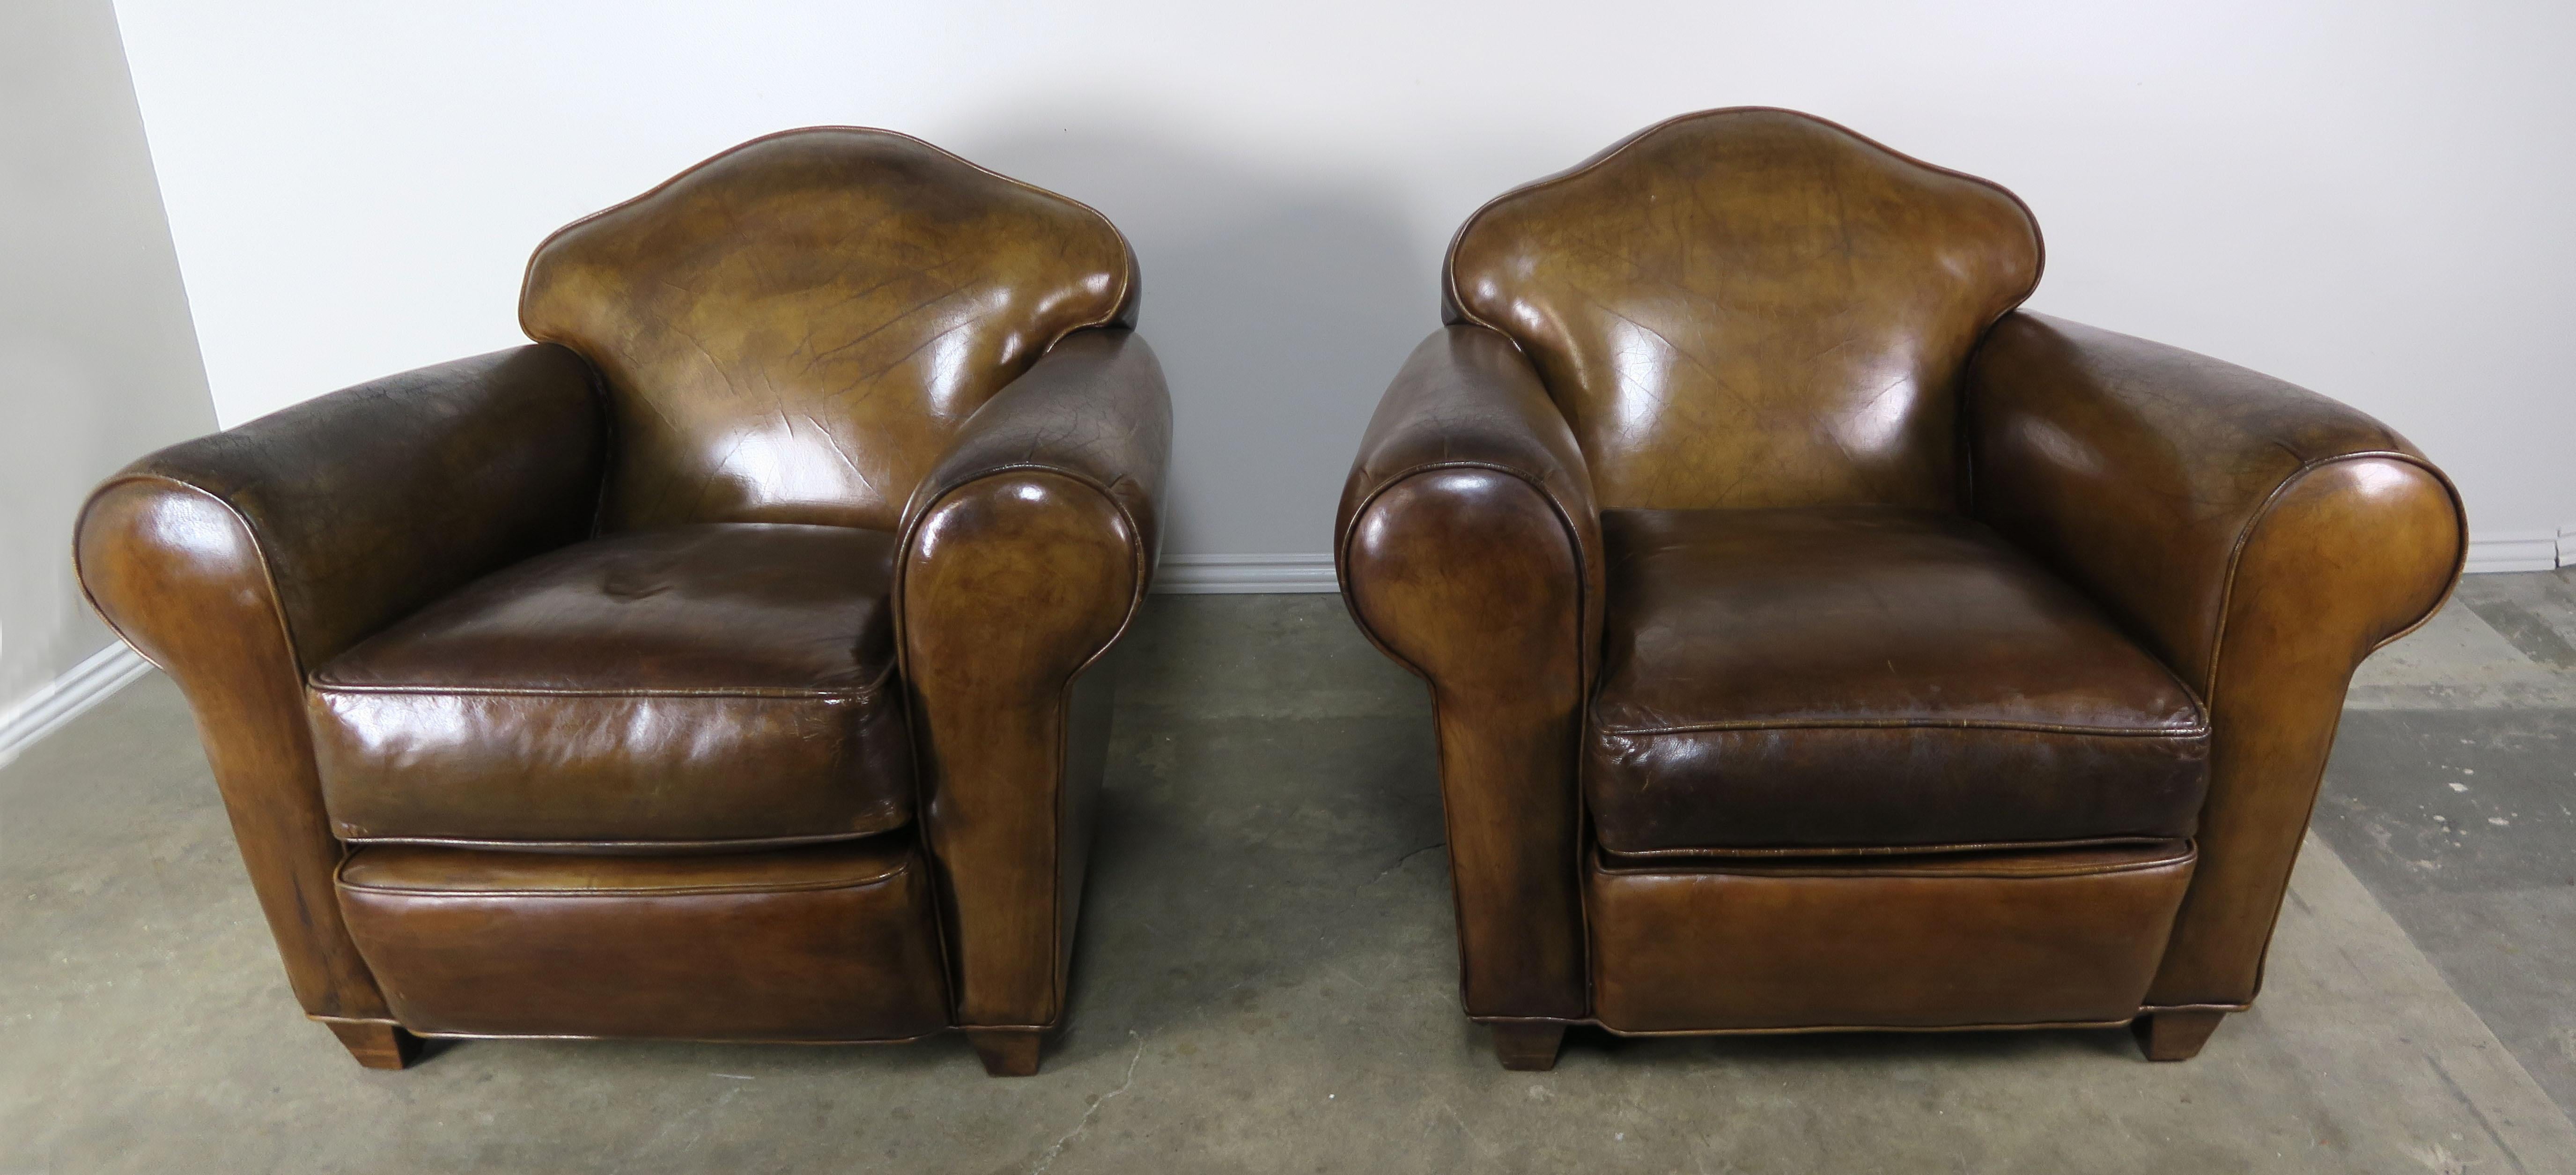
[1585,842,2197,1035]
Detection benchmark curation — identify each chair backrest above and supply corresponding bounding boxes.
[522,127,1137,532]
[1446,108,2041,512]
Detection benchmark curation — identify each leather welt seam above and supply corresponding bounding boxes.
[1600,834,2176,859]
[336,878,901,898]
[1596,718,2210,738]
[1594,854,2195,881]
[337,830,901,851]
[309,683,886,701]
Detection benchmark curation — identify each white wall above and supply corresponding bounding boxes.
[0,0,218,740]
[114,0,2576,567]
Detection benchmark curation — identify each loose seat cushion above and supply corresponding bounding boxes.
[1587,507,2209,856]
[309,523,913,849]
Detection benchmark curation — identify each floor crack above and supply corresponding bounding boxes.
[1029,1030,1145,1174]
[1367,841,1446,885]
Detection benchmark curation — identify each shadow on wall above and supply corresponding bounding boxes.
[952,121,1437,558]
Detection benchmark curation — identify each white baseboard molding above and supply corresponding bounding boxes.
[1155,553,1339,594]
[2465,530,2562,575]
[0,642,152,768]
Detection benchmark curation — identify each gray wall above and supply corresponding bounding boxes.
[0,0,218,715]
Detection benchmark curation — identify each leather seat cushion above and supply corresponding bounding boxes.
[1588,507,2210,857]
[308,523,913,849]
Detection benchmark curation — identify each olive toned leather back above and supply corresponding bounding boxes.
[522,128,1137,532]
[1446,108,2041,511]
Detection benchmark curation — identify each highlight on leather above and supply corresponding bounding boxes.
[1446,107,2042,513]
[521,127,1140,533]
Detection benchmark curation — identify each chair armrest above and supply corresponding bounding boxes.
[1967,311,2464,1009]
[1334,325,1600,1022]
[74,343,605,1021]
[894,327,1171,1031]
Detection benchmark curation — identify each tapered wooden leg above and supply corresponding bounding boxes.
[1491,1023,1567,1072]
[968,1029,1045,1077]
[325,1020,421,1070]
[2133,1010,2227,1062]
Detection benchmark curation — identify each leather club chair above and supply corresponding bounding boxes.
[1336,108,2465,1071]
[74,128,1169,1077]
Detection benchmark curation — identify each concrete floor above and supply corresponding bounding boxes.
[6,577,2576,1172]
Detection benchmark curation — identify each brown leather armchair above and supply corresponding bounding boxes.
[1336,108,2465,1070]
[74,128,1168,1077]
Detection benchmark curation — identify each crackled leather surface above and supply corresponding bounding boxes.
[338,840,950,1041]
[523,127,1137,533]
[1588,506,2209,856]
[1447,107,2039,513]
[309,523,911,848]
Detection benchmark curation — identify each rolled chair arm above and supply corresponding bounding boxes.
[1336,325,1601,1022]
[895,327,1171,1031]
[74,344,606,1021]
[1967,311,2465,1010]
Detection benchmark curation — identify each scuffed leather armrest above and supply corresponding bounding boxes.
[1334,325,1600,1022]
[72,343,605,1023]
[1967,311,2464,1009]
[894,327,1171,1031]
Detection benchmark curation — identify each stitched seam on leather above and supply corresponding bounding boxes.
[336,828,902,851]
[1590,842,2194,880]
[307,682,885,701]
[334,850,909,896]
[1595,717,2210,738]
[1598,834,2177,860]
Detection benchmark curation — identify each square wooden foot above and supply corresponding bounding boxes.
[1491,1023,1567,1072]
[967,1029,1045,1077]
[2133,1010,2226,1062]
[325,1020,422,1070]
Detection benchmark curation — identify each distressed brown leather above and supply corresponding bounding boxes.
[523,127,1137,533]
[74,345,604,1023]
[1340,108,2464,1056]
[1589,506,2208,856]
[337,838,950,1040]
[898,327,1170,1031]
[75,128,1167,1068]
[1447,107,2039,513]
[1338,325,1599,1022]
[309,523,911,849]
[1588,842,2195,1032]
[1969,312,2464,1011]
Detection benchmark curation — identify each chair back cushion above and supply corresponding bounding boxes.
[1446,108,2041,511]
[522,128,1136,531]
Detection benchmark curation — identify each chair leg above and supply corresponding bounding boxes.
[1491,1023,1568,1072]
[968,1029,1045,1077]
[2133,1010,2227,1062]
[325,1020,422,1070]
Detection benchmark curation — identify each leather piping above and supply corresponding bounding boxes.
[334,829,900,853]
[1590,841,2195,880]
[1439,106,2046,361]
[891,462,1151,1034]
[1597,715,2208,738]
[1598,833,2176,862]
[1337,457,1598,1023]
[333,858,914,898]
[515,126,1139,366]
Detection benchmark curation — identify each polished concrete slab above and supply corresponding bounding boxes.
[5,588,2575,1173]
